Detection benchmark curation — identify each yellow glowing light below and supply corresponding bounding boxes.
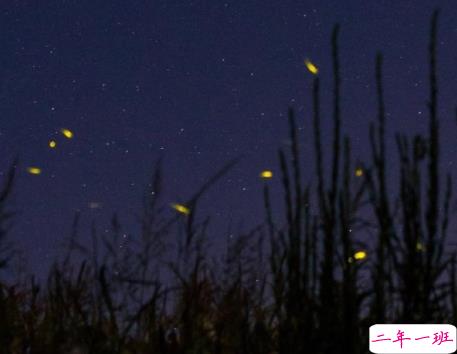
[61,128,73,139]
[354,250,367,261]
[49,140,57,148]
[304,59,319,75]
[27,167,42,175]
[416,242,424,251]
[171,203,190,215]
[260,170,273,179]
[355,168,363,177]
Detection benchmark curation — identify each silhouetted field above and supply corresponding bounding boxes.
[0,9,456,354]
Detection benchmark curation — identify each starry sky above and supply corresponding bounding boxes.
[0,0,456,279]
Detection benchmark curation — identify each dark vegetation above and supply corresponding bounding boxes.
[0,10,456,354]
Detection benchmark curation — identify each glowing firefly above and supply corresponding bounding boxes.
[260,170,273,179]
[27,167,42,175]
[355,167,363,177]
[354,250,367,261]
[171,203,190,215]
[49,140,57,148]
[304,59,319,75]
[61,128,73,139]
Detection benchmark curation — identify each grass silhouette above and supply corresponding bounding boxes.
[0,9,455,354]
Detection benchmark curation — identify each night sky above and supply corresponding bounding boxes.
[0,0,456,279]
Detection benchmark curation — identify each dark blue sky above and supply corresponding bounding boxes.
[0,0,456,278]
